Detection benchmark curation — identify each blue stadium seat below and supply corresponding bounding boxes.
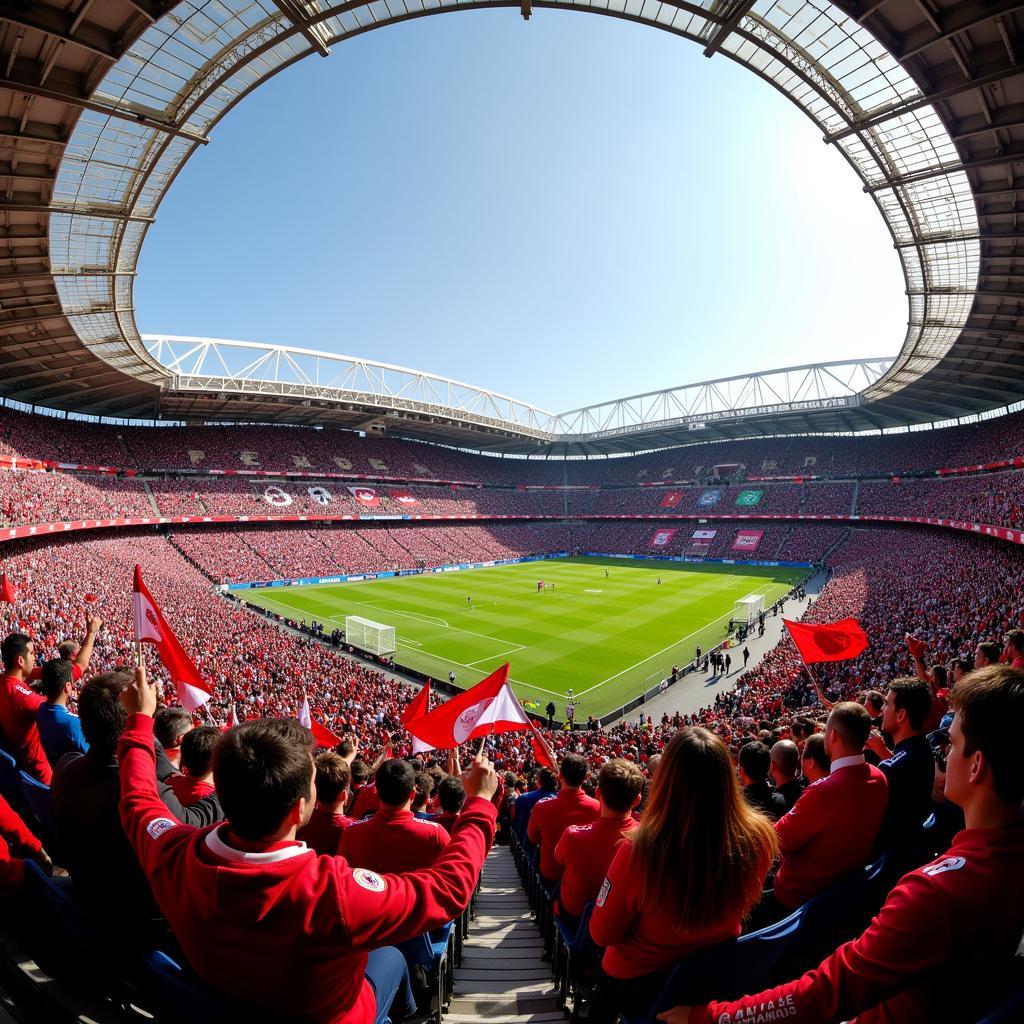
[19,769,55,835]
[553,901,597,1012]
[396,920,455,1019]
[142,950,312,1024]
[618,907,806,1024]
[0,747,25,813]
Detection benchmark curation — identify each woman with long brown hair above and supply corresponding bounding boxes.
[588,727,778,1018]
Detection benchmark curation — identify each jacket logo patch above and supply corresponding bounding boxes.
[922,856,966,876]
[596,878,611,907]
[352,868,386,892]
[146,817,177,840]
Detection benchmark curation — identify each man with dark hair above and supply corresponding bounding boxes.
[554,758,643,922]
[760,703,887,921]
[431,776,466,834]
[973,640,1001,669]
[1003,628,1024,669]
[866,678,936,852]
[169,726,219,806]
[800,733,829,784]
[0,633,52,782]
[664,665,1024,1024]
[348,760,380,820]
[36,658,88,766]
[789,717,815,750]
[52,672,222,932]
[117,667,498,1024]
[739,741,786,820]
[297,751,353,855]
[412,770,434,819]
[513,767,557,846]
[527,753,600,883]
[153,707,192,771]
[769,739,804,813]
[340,758,450,873]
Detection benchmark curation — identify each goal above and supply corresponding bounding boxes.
[732,594,764,627]
[344,615,397,656]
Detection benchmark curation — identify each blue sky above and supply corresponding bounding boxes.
[136,9,905,413]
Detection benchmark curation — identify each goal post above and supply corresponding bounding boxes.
[733,594,764,627]
[344,615,397,656]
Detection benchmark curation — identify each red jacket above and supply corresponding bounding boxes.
[694,825,1024,1024]
[298,806,355,856]
[168,774,216,807]
[527,787,600,881]
[117,714,494,1024]
[0,791,41,897]
[554,815,637,919]
[347,783,379,820]
[430,811,459,835]
[773,757,887,909]
[340,805,450,874]
[590,841,752,979]
[0,674,51,784]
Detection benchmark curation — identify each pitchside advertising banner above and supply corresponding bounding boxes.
[732,529,765,552]
[650,527,680,548]
[659,490,685,508]
[698,489,722,508]
[690,529,717,546]
[735,489,764,507]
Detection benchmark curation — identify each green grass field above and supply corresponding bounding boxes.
[243,557,805,717]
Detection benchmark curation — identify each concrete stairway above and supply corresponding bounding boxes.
[447,847,562,1024]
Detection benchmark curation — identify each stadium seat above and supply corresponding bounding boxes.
[395,920,455,1019]
[19,769,56,838]
[618,907,806,1024]
[553,901,598,1014]
[0,747,26,814]
[141,949,312,1024]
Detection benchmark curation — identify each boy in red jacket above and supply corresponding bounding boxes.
[657,664,1024,1024]
[117,666,497,1024]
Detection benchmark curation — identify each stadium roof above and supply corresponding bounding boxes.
[0,0,1022,455]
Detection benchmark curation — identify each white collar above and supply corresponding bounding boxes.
[204,826,311,864]
[830,754,866,773]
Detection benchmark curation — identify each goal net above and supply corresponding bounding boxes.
[345,615,397,656]
[732,594,764,627]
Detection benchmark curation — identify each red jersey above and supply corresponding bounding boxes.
[168,774,216,806]
[554,814,637,918]
[527,788,600,881]
[0,674,51,784]
[694,825,1024,1024]
[29,663,82,683]
[773,757,888,909]
[590,842,752,979]
[348,782,379,820]
[430,811,459,834]
[340,805,450,874]
[298,807,355,856]
[0,791,41,897]
[117,714,495,1024]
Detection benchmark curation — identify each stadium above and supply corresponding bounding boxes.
[0,0,1023,1023]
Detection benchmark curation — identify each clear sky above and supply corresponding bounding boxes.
[135,9,905,414]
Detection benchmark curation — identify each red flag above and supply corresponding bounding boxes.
[132,565,211,712]
[784,618,869,664]
[407,664,531,750]
[401,680,431,725]
[0,573,16,605]
[298,695,342,748]
[223,703,239,733]
[530,727,556,769]
[83,592,97,604]
[906,634,927,660]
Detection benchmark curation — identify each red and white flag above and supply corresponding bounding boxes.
[650,528,679,548]
[223,703,239,732]
[659,490,684,508]
[132,565,211,712]
[401,680,434,753]
[298,694,342,748]
[388,489,420,506]
[407,664,533,750]
[347,486,380,507]
[0,573,16,605]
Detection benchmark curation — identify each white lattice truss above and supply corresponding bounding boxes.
[144,334,891,440]
[54,0,979,440]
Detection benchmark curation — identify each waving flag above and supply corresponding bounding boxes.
[347,486,380,507]
[402,680,434,754]
[223,703,239,733]
[407,664,533,750]
[784,618,869,664]
[0,573,16,605]
[133,565,211,712]
[298,695,342,748]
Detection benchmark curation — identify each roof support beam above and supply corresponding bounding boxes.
[0,117,67,148]
[702,0,756,58]
[267,0,330,56]
[0,72,209,146]
[0,201,155,223]
[0,7,119,61]
[890,0,1024,64]
[825,59,1022,144]
[864,147,1024,193]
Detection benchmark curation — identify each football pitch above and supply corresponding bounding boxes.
[243,557,806,718]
